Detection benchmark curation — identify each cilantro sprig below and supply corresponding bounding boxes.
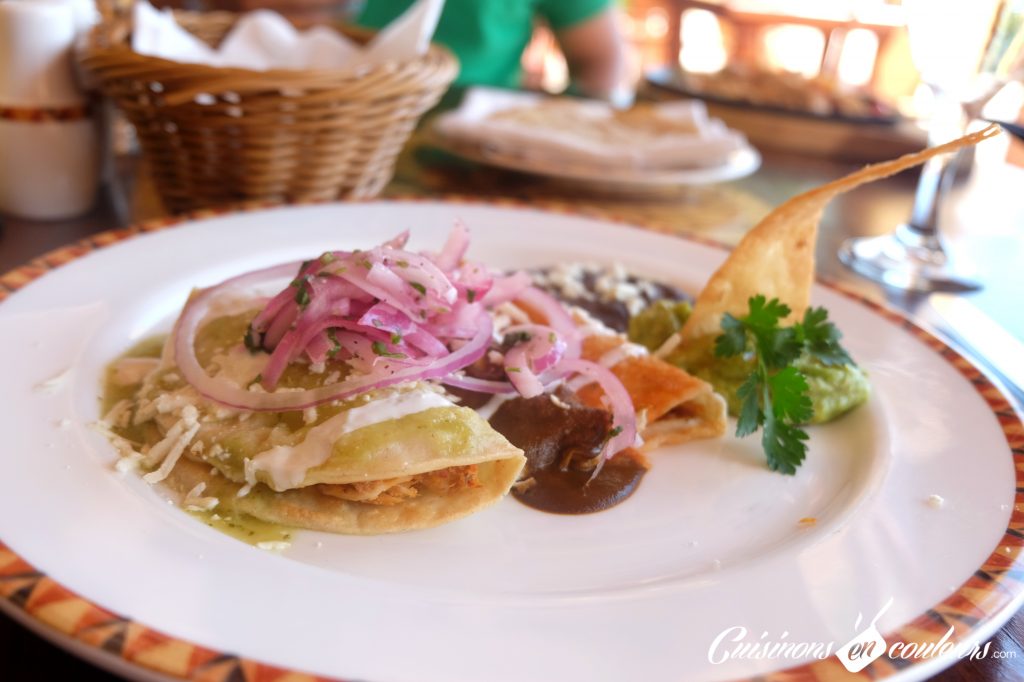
[715,295,853,475]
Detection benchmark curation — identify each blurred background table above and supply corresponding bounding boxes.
[1,128,1023,681]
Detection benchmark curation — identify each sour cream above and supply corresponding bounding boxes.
[252,389,453,491]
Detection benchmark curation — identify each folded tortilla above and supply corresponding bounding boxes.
[575,334,727,449]
[114,308,525,536]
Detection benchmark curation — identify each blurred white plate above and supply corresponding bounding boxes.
[432,130,761,191]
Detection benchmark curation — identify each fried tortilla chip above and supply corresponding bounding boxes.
[680,124,1001,341]
[576,335,727,449]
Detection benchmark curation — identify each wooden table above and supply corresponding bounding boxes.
[1,133,1023,681]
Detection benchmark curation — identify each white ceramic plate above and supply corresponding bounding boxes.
[0,202,1021,682]
[431,131,762,191]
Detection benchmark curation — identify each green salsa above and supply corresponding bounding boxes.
[101,330,296,547]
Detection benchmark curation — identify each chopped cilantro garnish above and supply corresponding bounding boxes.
[243,327,262,354]
[396,259,409,268]
[506,367,522,373]
[359,258,372,271]
[608,425,623,438]
[319,252,336,264]
[327,329,341,358]
[294,279,311,308]
[715,295,852,475]
[504,331,532,346]
[410,281,427,295]
[466,289,477,303]
[390,332,403,345]
[548,332,557,344]
[371,341,406,359]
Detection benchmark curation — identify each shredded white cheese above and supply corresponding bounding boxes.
[183,482,219,511]
[143,421,199,484]
[256,541,291,552]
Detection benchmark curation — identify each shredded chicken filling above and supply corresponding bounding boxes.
[317,465,481,506]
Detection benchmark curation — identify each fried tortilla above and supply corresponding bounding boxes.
[575,334,726,449]
[680,124,1001,341]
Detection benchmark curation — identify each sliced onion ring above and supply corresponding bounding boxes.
[558,358,637,462]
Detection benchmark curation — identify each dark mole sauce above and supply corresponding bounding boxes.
[487,389,648,514]
[461,264,681,514]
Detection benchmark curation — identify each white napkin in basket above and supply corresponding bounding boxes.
[131,0,445,71]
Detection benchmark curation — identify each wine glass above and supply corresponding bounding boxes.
[838,0,1024,293]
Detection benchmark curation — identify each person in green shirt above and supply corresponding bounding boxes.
[356,0,626,99]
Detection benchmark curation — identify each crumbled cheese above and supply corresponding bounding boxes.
[161,372,180,385]
[487,350,504,365]
[256,541,290,551]
[154,393,194,415]
[243,457,257,486]
[303,406,318,425]
[569,306,617,337]
[114,453,142,474]
[35,367,72,394]
[926,494,945,509]
[536,262,587,300]
[190,441,205,455]
[324,371,341,385]
[309,361,326,374]
[236,457,258,498]
[209,444,226,460]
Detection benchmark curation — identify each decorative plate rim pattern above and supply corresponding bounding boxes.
[0,198,1021,682]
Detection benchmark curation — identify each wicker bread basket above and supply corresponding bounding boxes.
[79,12,458,212]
